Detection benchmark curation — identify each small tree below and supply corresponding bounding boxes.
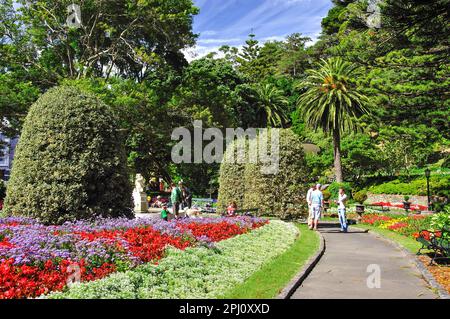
[3,85,132,224]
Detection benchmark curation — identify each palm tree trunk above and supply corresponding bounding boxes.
[333,128,343,183]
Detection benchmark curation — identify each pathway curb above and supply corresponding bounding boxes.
[351,226,449,299]
[277,229,326,299]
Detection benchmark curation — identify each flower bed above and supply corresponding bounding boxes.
[360,213,432,238]
[47,220,298,299]
[0,216,268,299]
[371,201,428,211]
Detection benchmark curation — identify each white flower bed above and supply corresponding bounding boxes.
[48,220,298,299]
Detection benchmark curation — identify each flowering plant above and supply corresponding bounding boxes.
[0,216,268,299]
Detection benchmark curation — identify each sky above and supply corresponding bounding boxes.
[184,0,333,61]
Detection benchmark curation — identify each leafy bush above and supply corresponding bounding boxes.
[368,175,449,198]
[47,220,298,299]
[3,85,132,224]
[326,182,352,200]
[430,208,450,232]
[353,190,368,204]
[322,189,331,201]
[217,139,247,211]
[242,129,311,219]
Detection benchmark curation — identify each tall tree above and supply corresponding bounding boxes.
[253,83,289,128]
[297,58,370,182]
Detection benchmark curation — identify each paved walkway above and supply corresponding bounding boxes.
[291,222,438,299]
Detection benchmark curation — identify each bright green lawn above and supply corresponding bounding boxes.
[221,223,320,299]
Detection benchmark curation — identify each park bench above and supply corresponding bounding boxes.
[416,227,450,265]
[221,208,259,217]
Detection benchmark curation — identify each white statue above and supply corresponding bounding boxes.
[133,174,148,213]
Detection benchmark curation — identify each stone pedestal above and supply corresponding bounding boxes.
[133,174,148,213]
[133,190,148,213]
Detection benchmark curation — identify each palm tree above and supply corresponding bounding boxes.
[297,58,370,182]
[254,83,289,128]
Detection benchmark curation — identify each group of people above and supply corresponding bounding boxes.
[160,181,193,221]
[306,184,348,232]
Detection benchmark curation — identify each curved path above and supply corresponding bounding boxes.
[291,222,438,299]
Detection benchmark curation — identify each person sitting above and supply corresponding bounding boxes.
[160,205,171,221]
[227,201,237,217]
[152,195,163,208]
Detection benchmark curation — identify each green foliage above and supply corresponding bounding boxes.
[218,129,310,218]
[353,190,368,204]
[217,139,247,212]
[13,0,198,79]
[243,129,311,219]
[368,175,450,198]
[327,182,352,200]
[430,209,450,232]
[253,83,289,128]
[3,85,132,224]
[322,189,331,201]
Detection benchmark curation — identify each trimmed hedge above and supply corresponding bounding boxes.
[218,129,310,219]
[217,139,247,211]
[3,85,133,224]
[368,175,449,198]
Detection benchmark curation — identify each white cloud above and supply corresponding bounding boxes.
[197,38,243,44]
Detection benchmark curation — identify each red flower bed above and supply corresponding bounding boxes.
[179,222,248,242]
[372,202,428,211]
[0,259,116,299]
[121,228,192,263]
[0,216,268,299]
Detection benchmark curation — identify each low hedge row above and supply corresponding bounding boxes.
[47,220,298,299]
[368,175,449,198]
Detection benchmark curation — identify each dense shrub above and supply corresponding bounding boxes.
[368,175,449,198]
[326,182,352,200]
[241,129,310,219]
[217,139,247,211]
[3,85,132,224]
[353,190,368,204]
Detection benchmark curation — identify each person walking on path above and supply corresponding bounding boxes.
[310,184,323,231]
[336,187,348,232]
[170,182,182,218]
[306,184,315,229]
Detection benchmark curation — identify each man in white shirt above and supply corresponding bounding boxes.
[306,184,315,229]
[336,188,348,232]
[310,184,323,231]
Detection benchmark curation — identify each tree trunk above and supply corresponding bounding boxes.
[333,128,343,183]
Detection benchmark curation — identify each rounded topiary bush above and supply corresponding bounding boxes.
[217,129,311,219]
[243,129,310,219]
[3,85,133,224]
[217,139,247,211]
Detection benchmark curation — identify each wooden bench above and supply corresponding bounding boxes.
[221,208,259,217]
[416,227,450,264]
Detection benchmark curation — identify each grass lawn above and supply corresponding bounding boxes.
[221,223,320,299]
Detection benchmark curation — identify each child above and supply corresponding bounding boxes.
[161,205,171,221]
[227,201,237,217]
